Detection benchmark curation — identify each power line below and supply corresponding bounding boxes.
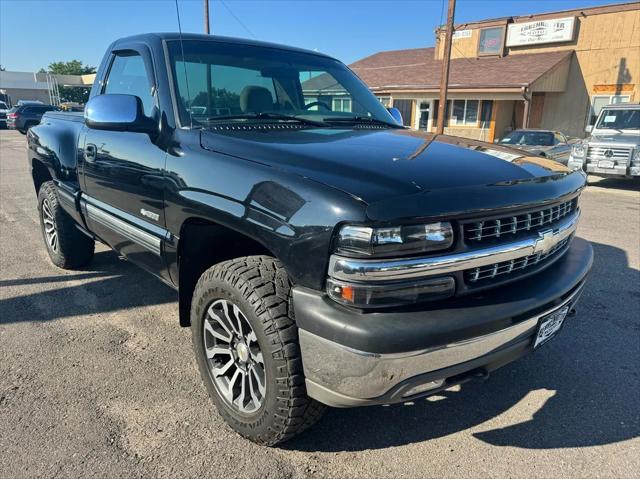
[219,0,256,39]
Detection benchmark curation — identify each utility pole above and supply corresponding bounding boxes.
[436,0,456,135]
[204,0,210,34]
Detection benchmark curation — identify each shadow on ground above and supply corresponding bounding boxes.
[588,176,640,192]
[285,240,640,452]
[2,240,638,452]
[0,250,176,325]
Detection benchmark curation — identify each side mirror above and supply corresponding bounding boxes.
[85,94,156,134]
[387,107,403,126]
[585,124,593,134]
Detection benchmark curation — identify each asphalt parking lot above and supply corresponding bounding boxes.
[1,128,638,478]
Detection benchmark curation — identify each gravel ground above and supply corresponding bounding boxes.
[1,129,638,478]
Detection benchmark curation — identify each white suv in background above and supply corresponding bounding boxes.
[569,103,640,179]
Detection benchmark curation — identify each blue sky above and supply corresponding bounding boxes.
[0,0,624,72]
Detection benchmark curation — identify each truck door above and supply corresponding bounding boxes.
[82,46,169,279]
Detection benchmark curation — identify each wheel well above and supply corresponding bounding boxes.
[177,218,273,327]
[31,159,53,194]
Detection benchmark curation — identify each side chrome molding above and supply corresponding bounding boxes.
[81,195,165,257]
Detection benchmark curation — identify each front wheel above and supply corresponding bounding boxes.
[191,256,325,446]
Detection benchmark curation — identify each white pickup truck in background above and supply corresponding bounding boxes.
[568,103,640,179]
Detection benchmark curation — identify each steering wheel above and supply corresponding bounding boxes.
[302,101,332,111]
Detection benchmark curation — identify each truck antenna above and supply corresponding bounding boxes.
[175,0,193,128]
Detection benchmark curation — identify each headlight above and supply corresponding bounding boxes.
[335,222,454,257]
[633,148,640,164]
[571,142,586,158]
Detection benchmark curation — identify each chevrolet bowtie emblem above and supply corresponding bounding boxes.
[533,229,557,255]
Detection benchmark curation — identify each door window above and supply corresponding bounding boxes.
[418,101,430,129]
[104,52,155,116]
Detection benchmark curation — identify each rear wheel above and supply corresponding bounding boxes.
[38,181,94,268]
[191,256,325,446]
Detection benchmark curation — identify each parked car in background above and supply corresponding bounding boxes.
[0,101,9,129]
[6,104,58,134]
[16,100,44,106]
[568,103,640,179]
[498,129,573,164]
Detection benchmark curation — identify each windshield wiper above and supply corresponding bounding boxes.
[206,112,328,127]
[323,116,404,128]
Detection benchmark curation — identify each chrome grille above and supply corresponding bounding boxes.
[464,199,577,242]
[466,236,572,283]
[587,146,632,162]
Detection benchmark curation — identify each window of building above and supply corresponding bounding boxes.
[392,99,413,127]
[589,94,631,125]
[480,100,493,127]
[332,97,352,112]
[378,96,391,107]
[104,52,155,116]
[478,27,505,56]
[450,99,479,126]
[433,99,451,128]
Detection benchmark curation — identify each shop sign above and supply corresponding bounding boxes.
[506,17,575,47]
[453,29,472,40]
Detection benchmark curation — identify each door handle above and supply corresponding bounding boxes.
[84,143,97,163]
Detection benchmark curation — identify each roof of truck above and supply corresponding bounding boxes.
[112,33,333,60]
[602,103,640,109]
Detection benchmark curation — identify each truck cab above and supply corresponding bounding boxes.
[569,103,640,178]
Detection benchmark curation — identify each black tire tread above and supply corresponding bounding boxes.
[192,255,325,446]
[38,181,94,269]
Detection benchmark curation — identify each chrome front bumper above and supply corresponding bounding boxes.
[301,283,585,407]
[585,163,640,177]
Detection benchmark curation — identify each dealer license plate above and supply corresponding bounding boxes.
[598,160,615,169]
[534,305,570,349]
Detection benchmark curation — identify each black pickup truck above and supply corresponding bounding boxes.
[28,33,592,446]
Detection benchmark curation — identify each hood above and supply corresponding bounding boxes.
[512,144,554,153]
[589,133,640,147]
[201,128,583,217]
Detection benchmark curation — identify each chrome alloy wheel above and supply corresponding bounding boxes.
[203,299,266,414]
[41,198,58,253]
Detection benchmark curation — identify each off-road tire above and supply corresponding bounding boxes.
[191,256,326,446]
[38,181,94,268]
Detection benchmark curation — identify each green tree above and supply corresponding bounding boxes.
[42,60,96,104]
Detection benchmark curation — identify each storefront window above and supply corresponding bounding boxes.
[480,100,493,127]
[377,96,391,107]
[478,27,505,56]
[450,99,479,126]
[332,97,352,112]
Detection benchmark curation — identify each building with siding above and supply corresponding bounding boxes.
[350,1,639,140]
[0,71,95,107]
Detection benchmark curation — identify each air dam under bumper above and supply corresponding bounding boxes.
[294,237,593,407]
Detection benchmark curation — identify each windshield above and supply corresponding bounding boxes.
[500,131,554,146]
[167,40,395,128]
[596,108,640,130]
